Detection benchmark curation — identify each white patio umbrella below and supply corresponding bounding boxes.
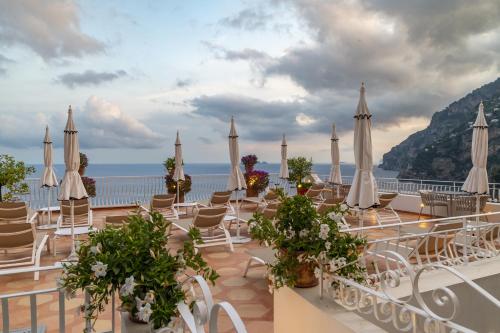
[227,117,248,243]
[173,131,185,206]
[279,134,289,186]
[346,83,379,230]
[328,123,342,185]
[41,126,58,228]
[462,101,489,223]
[58,106,88,260]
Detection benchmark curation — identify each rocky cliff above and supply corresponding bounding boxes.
[380,78,500,181]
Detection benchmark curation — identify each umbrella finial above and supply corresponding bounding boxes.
[282,133,287,145]
[175,130,181,145]
[65,105,77,132]
[44,125,51,143]
[229,116,237,137]
[474,100,488,128]
[331,123,339,141]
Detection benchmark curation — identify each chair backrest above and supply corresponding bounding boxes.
[105,215,129,228]
[263,191,278,201]
[0,223,35,250]
[210,191,232,206]
[413,221,463,256]
[454,196,475,212]
[430,192,448,206]
[151,194,176,210]
[0,223,36,267]
[310,183,325,190]
[340,185,351,197]
[0,202,28,224]
[377,193,398,209]
[316,198,342,215]
[60,199,91,227]
[419,190,433,206]
[193,207,227,229]
[305,188,322,199]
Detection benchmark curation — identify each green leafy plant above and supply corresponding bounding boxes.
[288,157,313,187]
[163,157,176,175]
[58,212,218,331]
[0,154,35,202]
[249,194,366,290]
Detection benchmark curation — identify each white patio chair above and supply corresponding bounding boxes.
[173,207,233,252]
[53,198,93,256]
[374,192,401,225]
[0,223,49,280]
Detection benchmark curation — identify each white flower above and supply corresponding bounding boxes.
[289,229,296,237]
[91,261,107,278]
[314,267,322,279]
[178,254,186,266]
[325,241,331,250]
[340,204,348,211]
[144,291,155,304]
[120,276,136,297]
[329,259,338,271]
[299,229,309,238]
[90,243,102,255]
[135,297,144,311]
[248,222,256,230]
[138,303,153,322]
[319,224,330,240]
[337,257,347,267]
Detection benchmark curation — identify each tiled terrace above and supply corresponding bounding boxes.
[0,206,422,333]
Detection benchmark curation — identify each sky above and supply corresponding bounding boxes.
[1,0,500,165]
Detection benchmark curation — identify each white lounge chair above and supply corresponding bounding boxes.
[143,194,179,220]
[53,198,93,256]
[0,201,38,224]
[374,193,401,225]
[0,223,49,280]
[173,207,233,252]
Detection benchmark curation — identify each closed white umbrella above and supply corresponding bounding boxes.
[173,131,185,206]
[41,126,58,227]
[227,117,248,243]
[58,106,87,260]
[462,101,489,226]
[279,134,289,180]
[346,83,379,231]
[328,123,342,185]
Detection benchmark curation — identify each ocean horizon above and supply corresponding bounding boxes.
[28,163,398,178]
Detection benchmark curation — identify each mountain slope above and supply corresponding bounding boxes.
[380,78,500,181]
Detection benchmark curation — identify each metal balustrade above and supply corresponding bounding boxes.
[11,174,500,210]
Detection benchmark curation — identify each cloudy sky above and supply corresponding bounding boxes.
[1,0,500,165]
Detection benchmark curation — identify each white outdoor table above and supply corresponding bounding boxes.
[36,206,60,230]
[174,202,198,216]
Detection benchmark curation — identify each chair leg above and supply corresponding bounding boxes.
[243,258,253,277]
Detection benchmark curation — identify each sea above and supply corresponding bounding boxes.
[29,163,397,178]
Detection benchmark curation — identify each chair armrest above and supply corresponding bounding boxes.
[28,211,39,224]
[139,205,151,213]
[36,234,49,256]
[89,210,93,226]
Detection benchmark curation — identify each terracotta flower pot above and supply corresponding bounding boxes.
[246,188,259,198]
[296,186,308,196]
[295,261,319,288]
[78,166,86,176]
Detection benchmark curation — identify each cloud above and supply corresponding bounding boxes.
[219,7,272,30]
[0,96,163,149]
[55,70,128,88]
[0,54,13,76]
[197,0,500,144]
[79,96,163,148]
[0,0,104,61]
[175,78,194,88]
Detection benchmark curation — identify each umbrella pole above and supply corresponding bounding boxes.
[68,199,77,261]
[232,189,251,244]
[177,180,180,207]
[47,189,51,225]
[476,193,480,227]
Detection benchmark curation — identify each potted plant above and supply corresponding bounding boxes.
[79,152,88,176]
[249,194,365,289]
[81,177,96,197]
[58,212,218,331]
[241,154,258,174]
[288,157,313,195]
[241,155,269,197]
[0,154,35,202]
[164,157,192,203]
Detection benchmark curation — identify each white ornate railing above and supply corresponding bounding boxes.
[0,267,246,333]
[327,251,500,333]
[344,212,500,270]
[14,174,500,210]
